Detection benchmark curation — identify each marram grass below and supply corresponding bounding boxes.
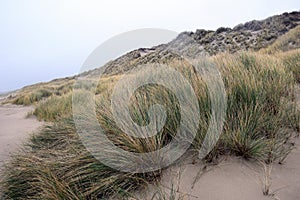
[1,51,299,199]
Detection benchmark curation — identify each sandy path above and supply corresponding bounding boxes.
[0,104,43,166]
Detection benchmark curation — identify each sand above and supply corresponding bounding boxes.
[0,86,299,199]
[136,85,300,200]
[152,142,300,200]
[134,134,300,200]
[0,104,43,165]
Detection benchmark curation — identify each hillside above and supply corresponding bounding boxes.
[90,11,300,76]
[2,11,300,104]
[1,11,300,200]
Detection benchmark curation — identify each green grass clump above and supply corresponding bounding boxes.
[212,52,298,161]
[33,92,73,121]
[13,89,53,105]
[7,78,75,106]
[1,119,159,200]
[1,51,299,199]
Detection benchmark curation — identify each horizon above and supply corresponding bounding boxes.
[0,0,299,92]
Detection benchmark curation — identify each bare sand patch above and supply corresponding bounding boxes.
[0,104,43,165]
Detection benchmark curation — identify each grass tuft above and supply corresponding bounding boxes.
[1,51,299,199]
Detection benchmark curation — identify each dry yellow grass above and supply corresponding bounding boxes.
[1,50,299,199]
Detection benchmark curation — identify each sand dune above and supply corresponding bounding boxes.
[0,87,298,199]
[154,141,300,200]
[137,85,300,200]
[133,134,300,200]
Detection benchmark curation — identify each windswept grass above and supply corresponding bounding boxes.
[1,119,160,200]
[212,52,298,161]
[6,78,75,105]
[277,49,300,83]
[259,25,300,83]
[12,88,53,105]
[1,51,299,199]
[33,92,73,121]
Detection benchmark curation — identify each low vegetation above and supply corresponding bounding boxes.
[33,93,73,121]
[1,48,299,199]
[279,49,300,83]
[6,78,74,106]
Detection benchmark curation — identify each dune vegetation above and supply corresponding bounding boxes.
[5,78,74,106]
[1,47,299,199]
[0,22,299,199]
[261,25,300,54]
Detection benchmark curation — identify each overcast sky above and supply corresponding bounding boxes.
[0,0,299,92]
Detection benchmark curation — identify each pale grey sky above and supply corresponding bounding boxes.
[0,0,299,91]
